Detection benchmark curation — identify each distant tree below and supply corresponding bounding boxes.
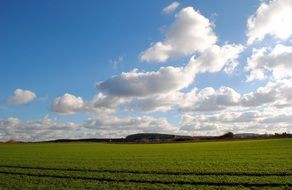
[6,139,17,144]
[220,132,234,139]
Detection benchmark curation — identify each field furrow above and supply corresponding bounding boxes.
[0,165,291,177]
[0,170,291,188]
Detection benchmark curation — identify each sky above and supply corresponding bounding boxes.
[1,0,292,141]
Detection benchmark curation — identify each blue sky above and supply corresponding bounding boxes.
[1,0,292,141]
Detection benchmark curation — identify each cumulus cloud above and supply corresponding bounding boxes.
[180,114,231,135]
[0,117,20,128]
[0,117,82,142]
[247,0,292,44]
[140,7,217,62]
[241,79,292,107]
[162,1,180,14]
[128,92,183,112]
[8,89,37,105]
[189,44,245,74]
[180,86,241,112]
[178,80,292,113]
[179,106,292,135]
[246,44,292,81]
[51,92,129,115]
[88,93,128,114]
[97,65,195,97]
[51,93,85,115]
[241,85,276,107]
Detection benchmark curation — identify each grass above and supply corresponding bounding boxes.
[0,138,291,189]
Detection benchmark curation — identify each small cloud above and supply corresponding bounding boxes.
[162,1,180,14]
[109,55,125,70]
[51,93,84,115]
[8,89,37,105]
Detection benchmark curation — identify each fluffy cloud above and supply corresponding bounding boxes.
[97,65,195,97]
[241,85,276,107]
[241,79,292,107]
[140,7,217,62]
[88,93,128,114]
[247,0,292,44]
[179,107,292,135]
[179,80,292,113]
[180,114,232,135]
[0,117,20,128]
[8,89,37,105]
[180,86,241,112]
[128,92,183,112]
[189,44,245,74]
[246,45,292,81]
[51,92,129,115]
[0,117,82,142]
[162,1,180,14]
[51,93,85,115]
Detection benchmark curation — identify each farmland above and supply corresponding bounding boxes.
[0,138,291,189]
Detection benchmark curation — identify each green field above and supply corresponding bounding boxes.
[0,138,291,189]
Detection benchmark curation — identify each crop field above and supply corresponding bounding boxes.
[0,138,291,189]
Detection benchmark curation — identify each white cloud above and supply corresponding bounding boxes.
[178,79,292,113]
[8,89,37,105]
[241,84,276,107]
[0,117,82,142]
[180,114,230,134]
[128,91,183,112]
[51,92,129,115]
[51,93,85,115]
[247,0,292,44]
[140,7,217,62]
[179,80,292,112]
[241,79,292,107]
[88,93,128,114]
[0,117,20,128]
[162,1,180,14]
[180,86,241,112]
[97,65,195,97]
[246,44,292,81]
[189,44,245,74]
[179,106,292,135]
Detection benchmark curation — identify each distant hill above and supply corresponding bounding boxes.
[5,132,291,143]
[125,133,193,142]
